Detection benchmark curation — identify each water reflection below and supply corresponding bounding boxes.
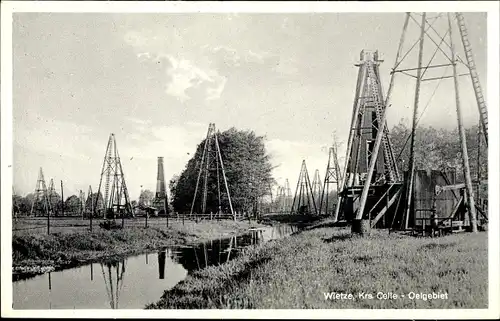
[100,260,126,309]
[13,224,297,309]
[175,224,298,272]
[158,249,170,280]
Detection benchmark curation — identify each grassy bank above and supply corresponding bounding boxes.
[12,219,264,280]
[148,226,488,309]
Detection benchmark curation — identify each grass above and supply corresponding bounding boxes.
[12,218,265,280]
[148,226,488,309]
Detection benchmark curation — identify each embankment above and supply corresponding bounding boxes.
[148,226,488,309]
[12,219,264,280]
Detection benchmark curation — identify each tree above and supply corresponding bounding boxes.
[86,191,104,212]
[65,195,81,213]
[12,194,31,216]
[138,189,154,208]
[47,191,62,214]
[168,175,179,205]
[172,127,275,214]
[390,119,488,199]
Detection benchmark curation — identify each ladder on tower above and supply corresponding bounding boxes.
[366,62,399,182]
[455,13,488,145]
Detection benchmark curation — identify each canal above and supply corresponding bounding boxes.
[13,223,299,309]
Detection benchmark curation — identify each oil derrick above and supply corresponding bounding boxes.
[190,123,235,220]
[275,186,284,213]
[79,190,86,217]
[290,160,318,215]
[95,134,134,221]
[100,260,126,309]
[387,13,485,233]
[311,169,322,211]
[336,49,403,234]
[152,157,169,215]
[47,178,57,215]
[266,182,274,214]
[320,139,343,217]
[84,185,94,218]
[30,168,51,217]
[282,179,292,214]
[260,182,274,214]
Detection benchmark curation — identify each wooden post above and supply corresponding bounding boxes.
[385,13,411,108]
[405,12,426,230]
[80,190,84,220]
[47,199,50,235]
[165,197,169,228]
[355,105,389,221]
[90,187,93,232]
[476,121,482,201]
[334,54,369,222]
[60,180,64,217]
[447,13,478,233]
[190,128,210,216]
[214,131,235,220]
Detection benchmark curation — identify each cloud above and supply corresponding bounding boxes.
[125,30,229,103]
[206,77,228,101]
[137,52,151,60]
[212,45,241,67]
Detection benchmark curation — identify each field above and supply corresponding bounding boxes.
[12,214,244,236]
[12,216,265,280]
[148,222,488,309]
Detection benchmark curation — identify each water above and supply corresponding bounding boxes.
[13,223,298,309]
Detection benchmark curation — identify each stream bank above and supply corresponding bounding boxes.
[12,219,265,281]
[13,223,300,309]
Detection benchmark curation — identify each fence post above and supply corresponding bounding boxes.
[164,198,169,228]
[145,211,148,228]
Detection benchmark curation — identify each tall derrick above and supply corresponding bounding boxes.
[190,123,235,220]
[290,160,318,215]
[386,13,485,233]
[311,169,322,211]
[335,50,403,233]
[30,167,51,217]
[95,133,134,223]
[320,139,343,217]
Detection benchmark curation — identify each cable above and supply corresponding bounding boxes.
[394,65,450,163]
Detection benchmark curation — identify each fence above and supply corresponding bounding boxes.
[11,212,251,236]
[412,216,466,236]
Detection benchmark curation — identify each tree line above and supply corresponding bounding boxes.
[12,122,488,216]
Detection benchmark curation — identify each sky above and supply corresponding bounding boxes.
[12,12,487,200]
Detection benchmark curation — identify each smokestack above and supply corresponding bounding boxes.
[156,157,166,199]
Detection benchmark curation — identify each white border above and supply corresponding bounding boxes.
[1,1,499,319]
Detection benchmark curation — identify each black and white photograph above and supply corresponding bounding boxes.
[1,1,499,318]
